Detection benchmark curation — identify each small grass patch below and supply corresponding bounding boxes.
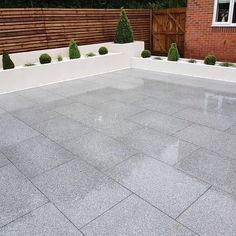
[24,63,36,67]
[187,59,197,63]
[153,56,163,60]
[219,62,235,67]
[86,52,97,57]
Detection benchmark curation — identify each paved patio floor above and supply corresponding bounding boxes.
[0,69,236,236]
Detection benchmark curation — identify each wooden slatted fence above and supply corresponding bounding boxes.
[0,8,151,53]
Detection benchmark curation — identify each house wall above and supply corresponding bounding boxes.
[185,0,236,62]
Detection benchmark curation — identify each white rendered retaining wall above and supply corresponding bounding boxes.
[0,41,144,94]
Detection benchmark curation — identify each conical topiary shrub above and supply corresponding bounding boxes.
[69,39,81,59]
[114,8,134,44]
[167,43,180,61]
[2,51,15,70]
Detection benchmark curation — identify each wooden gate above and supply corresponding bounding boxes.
[151,8,186,56]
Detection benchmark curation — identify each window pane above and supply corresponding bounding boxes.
[233,1,236,23]
[216,0,230,22]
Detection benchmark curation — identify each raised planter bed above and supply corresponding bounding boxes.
[132,57,236,83]
[0,41,144,94]
[1,41,236,94]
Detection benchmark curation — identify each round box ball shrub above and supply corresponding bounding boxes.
[98,47,108,55]
[2,51,15,70]
[204,55,216,65]
[39,53,52,64]
[69,39,81,59]
[141,50,151,58]
[168,43,180,61]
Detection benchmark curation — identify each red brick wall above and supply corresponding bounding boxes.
[185,0,236,62]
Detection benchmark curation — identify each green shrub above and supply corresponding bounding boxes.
[69,39,81,59]
[141,50,151,58]
[114,8,134,44]
[24,63,35,67]
[204,55,216,65]
[57,55,63,62]
[86,52,96,57]
[167,43,180,61]
[39,53,52,64]
[188,59,197,63]
[2,51,15,70]
[98,47,108,55]
[153,56,163,60]
[219,61,235,67]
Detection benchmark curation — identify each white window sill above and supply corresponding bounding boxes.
[211,23,236,27]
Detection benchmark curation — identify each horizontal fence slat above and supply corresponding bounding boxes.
[0,8,151,53]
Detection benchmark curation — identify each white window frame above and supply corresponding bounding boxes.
[212,0,236,27]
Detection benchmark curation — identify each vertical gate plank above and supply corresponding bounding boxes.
[152,8,186,56]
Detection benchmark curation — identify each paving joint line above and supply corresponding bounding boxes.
[175,185,212,220]
[3,152,85,235]
[79,193,133,231]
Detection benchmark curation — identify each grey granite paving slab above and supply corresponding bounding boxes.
[91,77,140,90]
[108,75,146,86]
[39,98,74,111]
[175,124,236,160]
[213,132,236,160]
[107,154,209,218]
[99,71,139,81]
[12,107,59,126]
[73,110,142,139]
[176,148,236,195]
[3,135,75,179]
[178,189,236,236]
[41,83,84,97]
[174,124,223,149]
[118,127,177,159]
[73,74,103,82]
[227,124,236,135]
[32,116,91,145]
[132,86,169,100]
[164,91,206,110]
[63,79,106,93]
[61,131,137,171]
[204,92,236,119]
[108,90,147,104]
[157,140,199,165]
[0,153,10,168]
[0,165,47,227]
[129,110,192,135]
[133,97,187,115]
[0,93,36,112]
[174,107,236,131]
[69,88,115,106]
[82,195,197,236]
[54,102,95,122]
[0,116,39,150]
[17,87,64,104]
[0,203,82,236]
[0,108,13,121]
[119,126,198,165]
[32,159,130,228]
[93,100,145,119]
